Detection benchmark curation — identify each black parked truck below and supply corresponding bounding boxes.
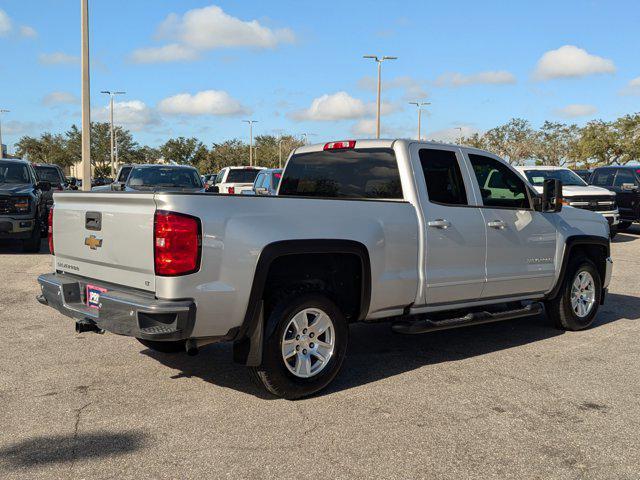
[0,159,51,252]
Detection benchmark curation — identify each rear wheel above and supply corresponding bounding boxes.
[617,221,633,231]
[249,292,348,400]
[136,338,186,353]
[545,258,602,331]
[22,223,41,253]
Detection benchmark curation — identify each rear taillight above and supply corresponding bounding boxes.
[323,140,356,151]
[154,211,201,276]
[48,207,54,255]
[228,186,235,195]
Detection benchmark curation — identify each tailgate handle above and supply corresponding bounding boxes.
[85,211,102,231]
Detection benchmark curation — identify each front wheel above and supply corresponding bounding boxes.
[249,293,348,400]
[22,224,41,253]
[545,258,602,331]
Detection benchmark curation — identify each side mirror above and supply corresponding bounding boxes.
[621,183,639,192]
[542,179,563,212]
[36,181,51,192]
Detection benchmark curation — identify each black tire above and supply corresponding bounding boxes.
[545,258,602,331]
[249,292,348,400]
[136,338,186,353]
[22,224,41,253]
[609,229,617,240]
[617,221,632,231]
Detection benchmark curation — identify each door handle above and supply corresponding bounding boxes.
[487,220,506,229]
[427,219,451,229]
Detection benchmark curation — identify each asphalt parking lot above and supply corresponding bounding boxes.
[1,229,640,480]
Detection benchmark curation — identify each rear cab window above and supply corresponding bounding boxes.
[34,165,64,184]
[117,166,133,183]
[226,168,262,184]
[279,148,403,200]
[592,169,616,187]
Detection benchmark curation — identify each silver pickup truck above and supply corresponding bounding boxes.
[38,139,612,399]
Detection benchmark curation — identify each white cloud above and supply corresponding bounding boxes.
[42,91,79,106]
[133,5,295,63]
[351,119,377,136]
[554,104,598,118]
[435,70,517,87]
[39,52,79,65]
[158,90,249,116]
[0,9,12,36]
[19,25,36,38]
[620,76,640,96]
[429,125,479,143]
[94,100,158,131]
[358,75,428,100]
[534,45,615,80]
[290,92,368,121]
[129,43,199,63]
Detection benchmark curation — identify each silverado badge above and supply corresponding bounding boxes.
[84,235,103,250]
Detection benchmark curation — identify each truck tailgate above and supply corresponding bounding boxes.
[52,192,156,292]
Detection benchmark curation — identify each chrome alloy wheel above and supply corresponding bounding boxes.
[281,308,335,378]
[570,270,596,318]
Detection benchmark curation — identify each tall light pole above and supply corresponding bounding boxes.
[0,109,9,159]
[101,90,125,175]
[300,133,316,145]
[363,55,397,139]
[408,101,431,140]
[278,137,284,168]
[80,0,92,191]
[242,120,257,166]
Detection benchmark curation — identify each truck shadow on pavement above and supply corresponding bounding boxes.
[0,239,50,255]
[0,431,147,469]
[144,292,640,399]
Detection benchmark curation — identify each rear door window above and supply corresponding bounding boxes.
[419,149,468,205]
[34,166,63,184]
[279,148,403,199]
[468,154,530,209]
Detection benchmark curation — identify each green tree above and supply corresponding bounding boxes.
[16,133,71,167]
[159,137,208,166]
[459,132,486,149]
[531,121,579,166]
[483,118,535,165]
[569,120,620,168]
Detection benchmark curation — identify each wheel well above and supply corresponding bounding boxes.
[263,252,364,322]
[570,244,607,282]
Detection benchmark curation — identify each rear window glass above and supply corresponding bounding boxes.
[127,167,203,190]
[34,166,63,184]
[279,148,403,199]
[226,169,261,183]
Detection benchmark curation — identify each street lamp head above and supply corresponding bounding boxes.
[100,90,111,94]
[0,109,10,113]
[382,56,398,61]
[363,55,379,61]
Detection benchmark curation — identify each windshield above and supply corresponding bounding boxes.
[0,163,31,184]
[523,169,587,187]
[127,167,203,190]
[226,168,261,183]
[34,166,64,184]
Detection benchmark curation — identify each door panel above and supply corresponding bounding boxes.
[481,209,557,297]
[412,145,486,304]
[612,169,639,220]
[464,152,557,298]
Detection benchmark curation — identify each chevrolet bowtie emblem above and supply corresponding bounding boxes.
[84,235,103,250]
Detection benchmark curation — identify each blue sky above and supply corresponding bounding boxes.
[0,0,639,151]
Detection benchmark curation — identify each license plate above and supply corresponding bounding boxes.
[86,284,107,308]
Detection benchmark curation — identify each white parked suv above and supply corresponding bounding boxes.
[213,166,265,194]
[516,166,619,236]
